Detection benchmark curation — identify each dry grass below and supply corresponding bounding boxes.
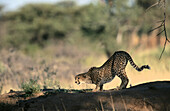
[0,43,169,94]
[109,93,115,111]
[99,99,104,111]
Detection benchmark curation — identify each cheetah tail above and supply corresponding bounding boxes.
[127,54,151,72]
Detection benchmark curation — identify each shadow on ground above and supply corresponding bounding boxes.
[0,81,170,111]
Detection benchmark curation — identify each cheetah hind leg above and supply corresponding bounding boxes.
[116,70,129,90]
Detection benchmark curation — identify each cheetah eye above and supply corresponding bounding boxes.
[78,77,80,79]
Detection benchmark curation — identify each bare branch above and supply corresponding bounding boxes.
[159,11,170,59]
[148,22,164,33]
[156,30,164,36]
[159,38,167,59]
[145,2,159,12]
[147,0,169,59]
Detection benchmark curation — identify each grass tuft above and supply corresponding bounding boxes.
[21,79,40,97]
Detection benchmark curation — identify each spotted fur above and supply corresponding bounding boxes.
[75,51,150,91]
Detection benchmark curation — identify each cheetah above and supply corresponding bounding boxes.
[75,51,150,91]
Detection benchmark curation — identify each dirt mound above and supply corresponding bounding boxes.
[0,81,170,111]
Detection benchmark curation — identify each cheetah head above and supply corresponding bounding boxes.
[75,73,92,85]
[75,67,97,85]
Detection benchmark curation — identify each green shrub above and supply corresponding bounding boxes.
[21,79,40,96]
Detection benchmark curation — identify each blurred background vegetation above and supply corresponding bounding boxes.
[0,0,169,94]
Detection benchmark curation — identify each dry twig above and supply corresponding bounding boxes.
[60,99,66,111]
[148,0,169,59]
[109,93,115,111]
[99,99,104,111]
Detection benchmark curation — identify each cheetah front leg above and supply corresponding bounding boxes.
[93,84,103,92]
[116,70,129,90]
[100,84,103,91]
